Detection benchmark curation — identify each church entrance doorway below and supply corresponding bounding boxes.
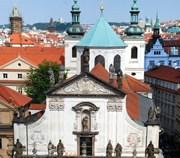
[80,136,92,156]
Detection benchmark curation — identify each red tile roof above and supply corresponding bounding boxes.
[145,65,180,83]
[0,46,65,67]
[0,85,32,108]
[29,103,46,110]
[90,63,151,121]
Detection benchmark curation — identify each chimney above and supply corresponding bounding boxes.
[82,47,89,73]
[59,64,65,84]
[109,64,115,85]
[116,68,123,89]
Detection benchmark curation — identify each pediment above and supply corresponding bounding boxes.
[0,57,36,69]
[52,75,122,96]
[0,101,13,112]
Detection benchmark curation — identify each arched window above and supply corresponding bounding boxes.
[72,46,77,58]
[131,46,138,59]
[114,55,121,73]
[95,55,105,67]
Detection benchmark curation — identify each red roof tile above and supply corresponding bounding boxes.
[29,104,46,110]
[0,85,32,108]
[145,65,180,83]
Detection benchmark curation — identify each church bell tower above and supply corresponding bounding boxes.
[10,4,22,34]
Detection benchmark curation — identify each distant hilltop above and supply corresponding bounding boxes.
[0,21,129,32]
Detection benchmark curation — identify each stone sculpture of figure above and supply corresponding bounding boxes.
[145,141,155,158]
[57,139,65,156]
[109,64,115,81]
[48,67,55,88]
[59,64,65,83]
[14,139,23,156]
[115,143,122,157]
[82,116,88,131]
[106,140,113,157]
[48,141,56,156]
[147,107,154,123]
[83,47,89,64]
[117,68,123,89]
[82,47,89,72]
[19,106,25,118]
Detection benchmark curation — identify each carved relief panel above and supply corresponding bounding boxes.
[49,97,64,111]
[107,98,122,112]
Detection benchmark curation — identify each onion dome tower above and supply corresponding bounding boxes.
[124,0,144,38]
[123,0,145,80]
[10,4,22,34]
[66,0,85,37]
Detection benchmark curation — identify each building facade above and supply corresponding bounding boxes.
[144,66,180,144]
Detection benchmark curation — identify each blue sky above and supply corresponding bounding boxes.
[0,0,179,25]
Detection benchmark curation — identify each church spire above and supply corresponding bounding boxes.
[152,13,161,39]
[11,4,21,17]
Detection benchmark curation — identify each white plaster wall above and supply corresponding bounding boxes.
[14,95,149,157]
[76,47,126,75]
[65,39,81,77]
[124,39,145,81]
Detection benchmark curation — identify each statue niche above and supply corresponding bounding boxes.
[81,110,91,132]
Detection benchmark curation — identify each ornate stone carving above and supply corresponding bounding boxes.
[107,105,122,112]
[55,77,114,95]
[49,102,64,111]
[49,97,63,102]
[127,133,140,146]
[30,132,45,144]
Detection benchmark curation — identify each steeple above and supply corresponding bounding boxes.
[11,4,21,17]
[10,4,22,34]
[66,0,85,37]
[152,13,161,39]
[48,18,56,33]
[124,0,144,38]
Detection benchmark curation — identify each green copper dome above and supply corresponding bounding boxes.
[76,13,127,47]
[145,17,151,27]
[131,0,139,11]
[124,0,144,39]
[66,0,85,37]
[72,0,80,11]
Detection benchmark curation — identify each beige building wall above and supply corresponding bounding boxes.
[0,102,14,158]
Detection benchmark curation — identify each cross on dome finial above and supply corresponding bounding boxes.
[100,0,104,12]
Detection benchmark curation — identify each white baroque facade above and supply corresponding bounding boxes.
[14,73,160,157]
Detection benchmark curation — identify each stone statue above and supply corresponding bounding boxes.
[13,108,18,120]
[59,64,65,83]
[109,64,115,81]
[19,106,25,118]
[106,140,113,157]
[117,68,123,89]
[82,47,89,72]
[57,139,65,156]
[145,141,155,158]
[115,143,122,157]
[147,107,154,123]
[14,139,23,156]
[48,67,55,88]
[48,140,56,156]
[81,141,87,156]
[82,116,88,131]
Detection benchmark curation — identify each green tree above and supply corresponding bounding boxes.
[25,60,59,103]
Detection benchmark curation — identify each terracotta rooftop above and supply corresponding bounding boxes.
[0,85,32,108]
[0,46,65,67]
[145,65,180,83]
